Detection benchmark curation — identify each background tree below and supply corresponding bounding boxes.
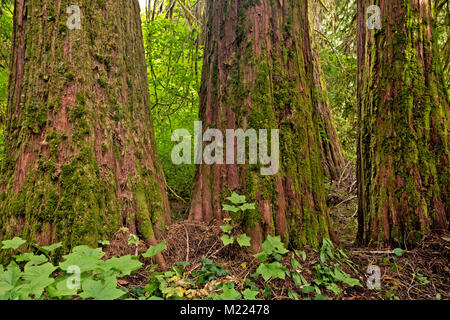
[435,0,449,94]
[312,0,358,162]
[189,0,332,250]
[308,1,346,182]
[356,0,449,246]
[0,0,170,258]
[0,0,12,148]
[143,0,203,203]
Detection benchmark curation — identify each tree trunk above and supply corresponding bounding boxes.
[189,0,331,250]
[308,5,346,182]
[357,0,449,247]
[0,0,171,255]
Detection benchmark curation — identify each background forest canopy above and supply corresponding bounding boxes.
[0,0,448,203]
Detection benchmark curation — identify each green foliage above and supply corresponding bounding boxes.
[143,13,202,203]
[78,277,125,300]
[0,233,369,301]
[142,241,167,258]
[192,257,228,286]
[315,0,358,158]
[255,262,289,282]
[209,283,242,300]
[2,237,26,250]
[254,235,289,262]
[236,234,251,247]
[0,237,159,300]
[393,248,406,257]
[222,190,260,232]
[0,1,12,166]
[219,193,254,247]
[220,234,234,246]
[252,236,290,282]
[309,238,361,296]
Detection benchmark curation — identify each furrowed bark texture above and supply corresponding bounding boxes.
[190,0,331,250]
[0,0,171,255]
[357,0,449,246]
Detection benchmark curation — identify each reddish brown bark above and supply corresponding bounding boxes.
[357,0,449,247]
[189,0,331,250]
[0,0,170,260]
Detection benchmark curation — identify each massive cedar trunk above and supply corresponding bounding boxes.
[357,0,449,246]
[0,0,171,254]
[308,3,346,182]
[189,0,331,250]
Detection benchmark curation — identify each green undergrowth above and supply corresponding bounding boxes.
[0,232,362,300]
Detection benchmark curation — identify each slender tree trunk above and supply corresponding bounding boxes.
[189,0,331,250]
[357,0,449,247]
[0,0,171,256]
[308,4,346,182]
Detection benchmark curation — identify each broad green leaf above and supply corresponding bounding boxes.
[0,261,21,287]
[79,277,125,300]
[217,284,241,300]
[220,234,234,246]
[256,262,288,281]
[47,277,78,297]
[0,282,13,296]
[253,252,269,263]
[219,224,233,234]
[239,203,256,211]
[23,262,57,281]
[393,248,405,257]
[24,255,49,268]
[72,245,104,258]
[261,235,289,255]
[28,276,55,298]
[222,204,239,213]
[142,241,166,258]
[104,255,143,276]
[236,234,251,247]
[242,288,259,300]
[15,253,48,266]
[59,254,102,273]
[314,293,328,300]
[59,245,104,273]
[40,242,63,253]
[2,237,26,250]
[302,286,315,294]
[227,192,246,204]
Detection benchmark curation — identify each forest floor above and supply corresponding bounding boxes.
[105,169,450,300]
